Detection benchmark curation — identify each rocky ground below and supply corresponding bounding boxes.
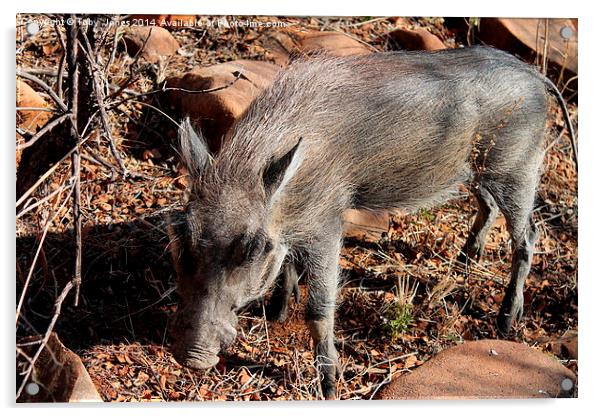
[16,15,577,401]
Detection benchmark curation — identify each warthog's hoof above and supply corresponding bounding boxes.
[496,313,513,338]
[322,384,337,400]
[496,301,524,338]
[275,307,290,324]
[457,245,483,265]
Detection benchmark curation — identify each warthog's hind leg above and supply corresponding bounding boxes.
[459,187,500,264]
[269,261,301,323]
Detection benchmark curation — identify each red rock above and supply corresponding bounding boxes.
[387,17,409,27]
[375,339,576,400]
[123,26,180,63]
[16,79,51,169]
[388,28,447,51]
[478,18,577,76]
[262,28,372,66]
[16,79,50,134]
[164,60,280,152]
[18,332,102,403]
[547,330,578,359]
[343,210,390,242]
[16,135,24,169]
[127,14,197,28]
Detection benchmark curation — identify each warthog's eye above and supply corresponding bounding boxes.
[245,234,265,261]
[264,240,273,254]
[229,232,268,267]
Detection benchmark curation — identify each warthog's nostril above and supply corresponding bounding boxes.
[172,346,220,370]
[178,354,220,370]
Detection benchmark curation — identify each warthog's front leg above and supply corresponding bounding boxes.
[304,232,342,400]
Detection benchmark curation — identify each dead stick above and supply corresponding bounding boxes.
[16,107,57,112]
[15,184,75,325]
[82,36,128,176]
[16,113,71,150]
[16,127,32,139]
[53,24,67,100]
[16,279,75,400]
[542,18,550,76]
[72,153,82,308]
[67,15,82,307]
[104,18,122,74]
[106,26,154,100]
[15,131,93,209]
[16,181,72,219]
[81,147,118,172]
[106,71,244,111]
[18,67,67,77]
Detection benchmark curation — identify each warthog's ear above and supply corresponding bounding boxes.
[262,138,304,202]
[178,118,210,180]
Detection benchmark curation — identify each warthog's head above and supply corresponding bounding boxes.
[168,119,303,370]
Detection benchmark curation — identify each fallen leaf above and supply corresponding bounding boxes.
[134,371,150,386]
[238,367,252,385]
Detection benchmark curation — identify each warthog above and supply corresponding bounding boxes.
[167,46,576,399]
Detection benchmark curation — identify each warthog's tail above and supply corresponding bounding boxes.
[543,77,578,172]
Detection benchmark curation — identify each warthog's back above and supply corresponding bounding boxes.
[219,46,549,231]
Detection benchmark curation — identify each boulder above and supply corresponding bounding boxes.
[123,26,180,63]
[477,18,577,76]
[375,339,576,400]
[388,28,447,51]
[16,79,51,169]
[343,210,390,242]
[262,28,372,66]
[18,332,102,403]
[546,330,578,360]
[387,17,410,27]
[16,79,50,134]
[164,60,280,151]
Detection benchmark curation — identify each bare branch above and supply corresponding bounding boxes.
[79,26,128,177]
[16,180,73,219]
[16,279,76,399]
[16,127,33,139]
[20,67,68,78]
[16,107,57,112]
[16,113,71,151]
[107,71,244,111]
[66,14,83,307]
[104,18,123,74]
[81,146,119,173]
[15,112,97,210]
[53,24,67,100]
[16,183,75,324]
[107,26,155,99]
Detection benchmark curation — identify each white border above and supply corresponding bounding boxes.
[4,1,600,415]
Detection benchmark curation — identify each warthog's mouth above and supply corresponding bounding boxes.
[172,347,220,370]
[179,354,220,370]
[169,313,237,371]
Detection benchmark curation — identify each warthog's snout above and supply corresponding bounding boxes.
[172,346,220,370]
[170,305,238,371]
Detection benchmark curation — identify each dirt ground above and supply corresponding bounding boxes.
[16,15,577,401]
